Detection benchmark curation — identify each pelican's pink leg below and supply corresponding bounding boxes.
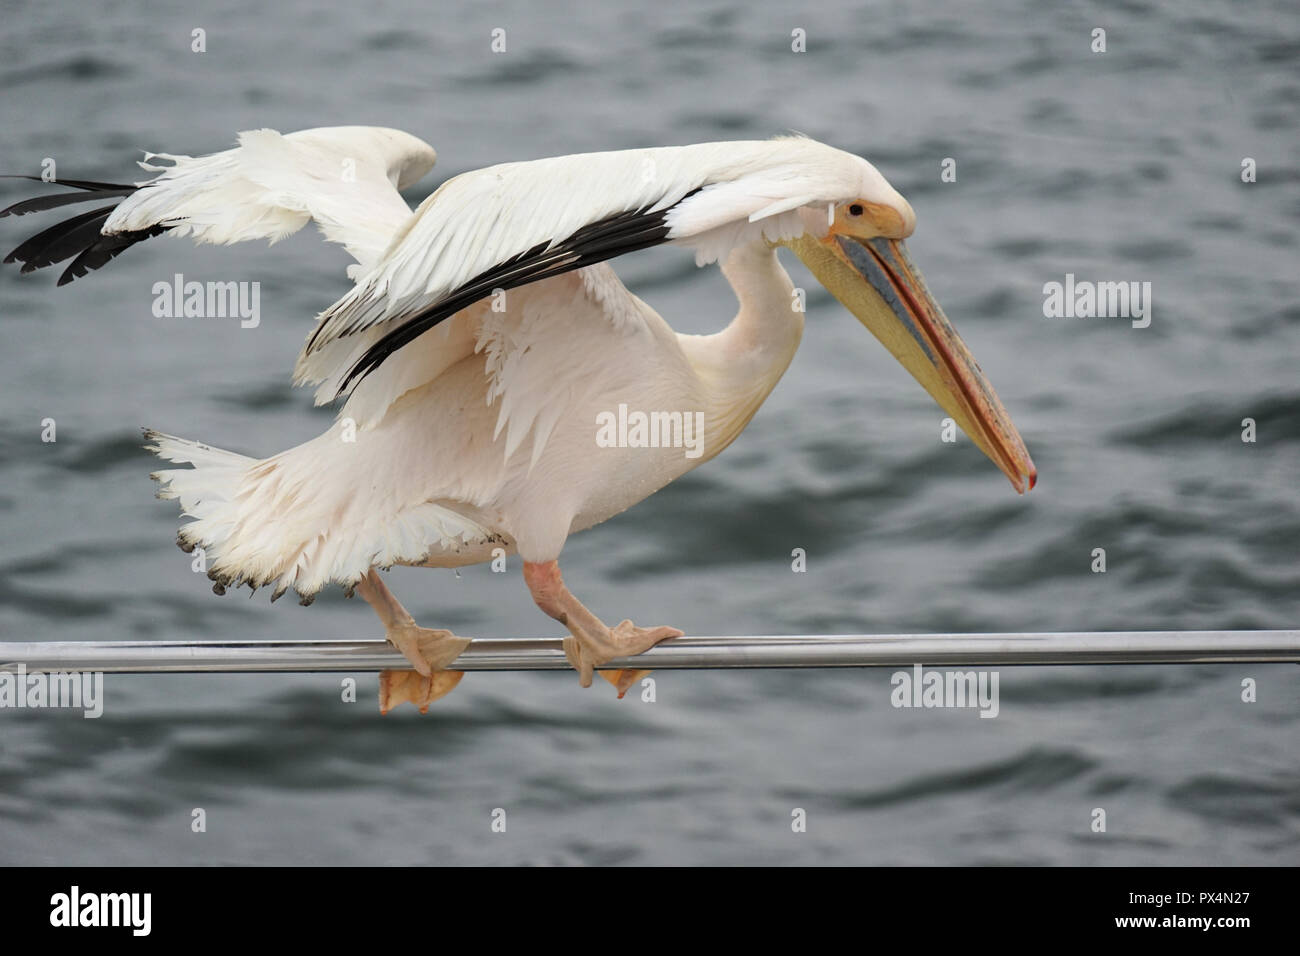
[522,559,681,695]
[355,569,470,714]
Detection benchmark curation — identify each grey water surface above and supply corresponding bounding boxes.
[0,0,1296,865]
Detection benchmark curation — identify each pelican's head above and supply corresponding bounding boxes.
[783,164,1036,494]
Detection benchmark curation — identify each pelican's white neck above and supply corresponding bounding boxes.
[678,241,804,461]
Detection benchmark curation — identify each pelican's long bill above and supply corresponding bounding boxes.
[788,233,1037,494]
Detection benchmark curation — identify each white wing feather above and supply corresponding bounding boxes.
[293,136,890,392]
[104,126,437,276]
[333,263,650,436]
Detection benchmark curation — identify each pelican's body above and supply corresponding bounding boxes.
[2,127,1035,710]
[214,244,797,578]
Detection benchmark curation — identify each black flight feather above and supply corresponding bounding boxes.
[1,176,168,283]
[0,187,135,218]
[335,187,703,396]
[4,203,121,271]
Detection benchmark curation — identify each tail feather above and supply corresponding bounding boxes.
[146,429,254,507]
[144,427,496,603]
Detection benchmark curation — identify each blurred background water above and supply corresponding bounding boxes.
[0,0,1296,865]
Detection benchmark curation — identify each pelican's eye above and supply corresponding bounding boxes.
[847,203,865,217]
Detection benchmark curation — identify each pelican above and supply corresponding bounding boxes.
[2,126,1036,712]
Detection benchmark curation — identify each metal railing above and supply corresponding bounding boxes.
[2,630,1296,673]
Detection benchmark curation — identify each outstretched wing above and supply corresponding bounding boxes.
[1,126,437,285]
[294,137,840,398]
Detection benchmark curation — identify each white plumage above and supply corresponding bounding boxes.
[104,126,436,275]
[150,260,694,599]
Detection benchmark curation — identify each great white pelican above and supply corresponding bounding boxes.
[1,126,1036,712]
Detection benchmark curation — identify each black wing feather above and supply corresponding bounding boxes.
[335,188,702,395]
[0,175,137,218]
[0,174,138,192]
[1,187,135,218]
[1,176,167,283]
[58,225,169,286]
[4,203,121,271]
